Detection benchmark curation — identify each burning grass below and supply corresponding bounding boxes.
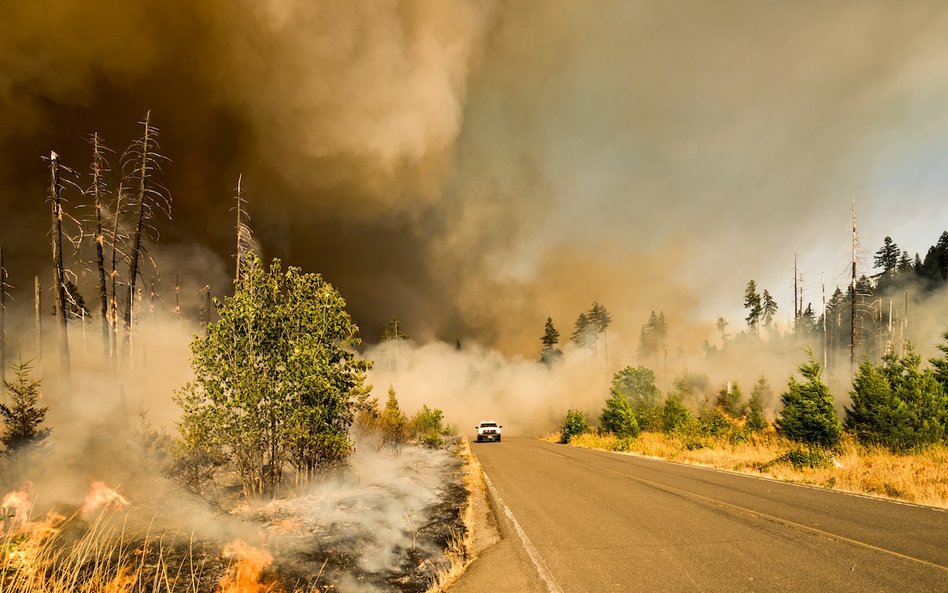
[1,441,472,593]
[555,431,948,508]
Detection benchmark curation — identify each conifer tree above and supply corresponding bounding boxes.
[539,317,563,365]
[0,361,50,453]
[747,376,771,432]
[776,356,841,447]
[743,280,762,334]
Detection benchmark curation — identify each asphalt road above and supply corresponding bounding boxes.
[451,437,948,593]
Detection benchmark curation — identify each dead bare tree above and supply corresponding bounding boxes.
[121,111,170,353]
[47,151,71,377]
[1,246,6,392]
[233,174,259,283]
[108,181,126,360]
[34,276,42,371]
[88,132,113,357]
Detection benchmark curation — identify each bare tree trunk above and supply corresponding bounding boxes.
[91,133,110,357]
[125,111,152,340]
[34,276,42,371]
[0,246,5,392]
[174,271,180,321]
[850,195,857,372]
[49,151,71,378]
[201,285,211,336]
[109,182,123,362]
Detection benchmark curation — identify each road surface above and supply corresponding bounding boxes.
[450,437,948,593]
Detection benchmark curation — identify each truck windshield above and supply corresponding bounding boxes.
[481,423,497,427]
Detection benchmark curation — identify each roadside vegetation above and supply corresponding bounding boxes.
[553,336,948,508]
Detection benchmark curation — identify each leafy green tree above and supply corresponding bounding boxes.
[775,356,842,447]
[540,317,563,365]
[716,382,746,418]
[380,386,408,449]
[747,376,771,432]
[560,409,589,443]
[600,391,639,438]
[662,396,692,433]
[175,254,368,497]
[743,280,762,334]
[411,404,446,448]
[611,366,662,429]
[0,361,50,453]
[671,371,710,407]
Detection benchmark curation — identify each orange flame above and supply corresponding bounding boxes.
[81,481,130,515]
[217,540,274,593]
[103,565,139,593]
[2,511,65,579]
[1,482,34,531]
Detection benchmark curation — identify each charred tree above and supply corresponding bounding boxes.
[48,151,71,377]
[234,174,258,284]
[1,246,6,392]
[109,182,124,359]
[121,111,170,349]
[89,133,111,357]
[34,276,42,371]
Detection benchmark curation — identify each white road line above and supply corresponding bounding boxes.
[483,472,565,593]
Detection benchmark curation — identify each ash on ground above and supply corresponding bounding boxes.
[244,442,467,593]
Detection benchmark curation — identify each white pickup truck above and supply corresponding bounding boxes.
[474,420,502,443]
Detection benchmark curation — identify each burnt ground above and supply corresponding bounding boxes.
[242,443,468,593]
[2,442,469,593]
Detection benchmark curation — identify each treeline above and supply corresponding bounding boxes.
[714,232,948,366]
[562,331,948,456]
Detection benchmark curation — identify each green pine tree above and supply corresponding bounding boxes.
[0,361,51,453]
[776,356,842,447]
[747,376,771,432]
[540,317,563,365]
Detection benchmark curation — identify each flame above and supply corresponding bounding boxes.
[2,511,65,580]
[1,482,34,531]
[82,481,130,515]
[103,565,139,593]
[217,540,274,593]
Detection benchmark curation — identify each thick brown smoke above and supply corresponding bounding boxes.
[1,0,948,355]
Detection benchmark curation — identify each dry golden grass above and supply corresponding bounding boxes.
[561,431,948,508]
[0,510,329,593]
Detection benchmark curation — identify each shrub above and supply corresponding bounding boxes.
[600,391,640,438]
[776,357,842,448]
[775,446,833,469]
[560,409,590,443]
[699,407,732,437]
[411,405,446,448]
[662,397,692,433]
